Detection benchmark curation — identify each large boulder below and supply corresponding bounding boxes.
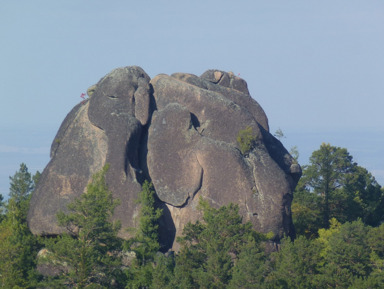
[28,66,301,250]
[147,72,300,246]
[28,66,152,239]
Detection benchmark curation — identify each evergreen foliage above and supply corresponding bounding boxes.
[273,128,285,140]
[172,198,267,289]
[8,163,36,223]
[293,143,384,236]
[316,219,371,288]
[151,253,175,289]
[9,163,34,204]
[124,180,163,289]
[0,163,41,288]
[289,145,299,163]
[266,220,384,289]
[237,126,257,155]
[228,239,267,289]
[302,143,355,228]
[126,181,163,264]
[41,165,124,288]
[265,236,321,289]
[1,143,383,288]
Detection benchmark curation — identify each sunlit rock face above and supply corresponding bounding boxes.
[28,66,151,239]
[27,66,301,250]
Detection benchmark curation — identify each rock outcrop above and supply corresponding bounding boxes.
[27,66,301,250]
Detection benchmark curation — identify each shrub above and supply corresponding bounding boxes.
[237,126,257,155]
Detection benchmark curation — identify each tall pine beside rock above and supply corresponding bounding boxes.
[124,180,163,289]
[172,198,267,289]
[293,143,384,237]
[0,163,41,288]
[41,165,125,288]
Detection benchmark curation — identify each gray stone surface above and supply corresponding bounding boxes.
[148,71,300,244]
[28,102,108,235]
[28,66,153,239]
[147,103,203,206]
[28,66,301,250]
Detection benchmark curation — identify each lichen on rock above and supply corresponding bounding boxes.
[27,66,301,250]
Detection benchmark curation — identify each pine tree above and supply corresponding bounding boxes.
[237,126,257,156]
[264,236,321,289]
[151,253,175,289]
[124,180,163,289]
[0,220,26,288]
[293,143,384,236]
[367,222,384,275]
[316,220,371,288]
[173,199,267,289]
[42,165,124,288]
[9,163,34,202]
[0,163,41,288]
[8,163,35,223]
[129,181,163,264]
[228,239,267,289]
[303,143,355,228]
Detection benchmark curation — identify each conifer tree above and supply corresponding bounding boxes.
[42,165,124,288]
[264,236,321,289]
[129,181,163,264]
[0,163,41,288]
[8,163,35,223]
[316,219,371,288]
[293,143,384,236]
[228,239,267,289]
[124,180,163,289]
[173,199,267,289]
[151,253,175,289]
[237,126,257,156]
[303,143,355,228]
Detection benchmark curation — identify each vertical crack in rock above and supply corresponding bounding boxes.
[28,66,301,251]
[190,152,204,203]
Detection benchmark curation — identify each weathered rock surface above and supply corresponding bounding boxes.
[27,102,108,235]
[28,66,152,239]
[28,66,301,250]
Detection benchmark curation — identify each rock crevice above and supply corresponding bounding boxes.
[27,66,301,250]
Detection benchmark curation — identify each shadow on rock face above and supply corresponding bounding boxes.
[148,70,302,244]
[27,66,301,251]
[28,66,156,241]
[157,202,177,251]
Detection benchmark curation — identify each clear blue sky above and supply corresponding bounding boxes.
[1,1,384,196]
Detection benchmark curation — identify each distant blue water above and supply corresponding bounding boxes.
[1,126,383,199]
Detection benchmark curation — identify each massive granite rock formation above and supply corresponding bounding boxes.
[27,66,301,250]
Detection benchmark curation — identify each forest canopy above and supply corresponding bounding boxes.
[0,143,383,288]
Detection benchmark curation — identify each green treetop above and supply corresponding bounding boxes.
[42,165,124,288]
[7,163,37,223]
[303,143,355,227]
[293,143,384,237]
[173,198,267,289]
[0,163,41,288]
[237,126,257,156]
[124,180,163,289]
